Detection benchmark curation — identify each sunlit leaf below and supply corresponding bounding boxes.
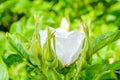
[6,33,29,58]
[91,31,120,54]
[110,61,120,70]
[0,56,9,80]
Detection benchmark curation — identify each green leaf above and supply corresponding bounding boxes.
[44,28,55,62]
[0,32,6,55]
[0,56,9,80]
[91,31,120,54]
[6,33,29,58]
[110,61,120,70]
[46,67,64,80]
[28,26,42,66]
[4,54,23,67]
[10,20,23,34]
[99,72,118,80]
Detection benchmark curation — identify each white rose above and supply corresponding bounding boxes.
[39,28,85,66]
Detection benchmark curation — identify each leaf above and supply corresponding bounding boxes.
[98,72,118,80]
[0,0,17,13]
[85,70,96,80]
[46,67,64,80]
[10,20,23,34]
[90,31,120,54]
[0,32,6,55]
[4,54,23,67]
[28,26,42,66]
[110,61,120,70]
[0,56,9,80]
[6,33,29,59]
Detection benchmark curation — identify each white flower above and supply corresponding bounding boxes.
[55,28,85,65]
[39,28,85,66]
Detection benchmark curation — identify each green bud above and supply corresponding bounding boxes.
[46,67,64,80]
[43,28,55,63]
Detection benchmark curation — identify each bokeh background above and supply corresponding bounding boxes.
[1,0,120,33]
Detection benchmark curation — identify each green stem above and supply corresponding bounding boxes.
[94,70,111,80]
[73,49,86,80]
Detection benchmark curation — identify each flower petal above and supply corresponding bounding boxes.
[39,28,85,66]
[55,29,85,65]
[60,17,69,30]
[39,29,47,47]
[39,27,55,47]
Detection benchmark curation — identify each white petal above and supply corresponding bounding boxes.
[39,28,85,66]
[55,28,68,38]
[39,29,47,47]
[60,17,69,30]
[55,29,85,65]
[39,27,55,47]
[70,32,85,64]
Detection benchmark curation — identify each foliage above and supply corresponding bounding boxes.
[0,0,120,80]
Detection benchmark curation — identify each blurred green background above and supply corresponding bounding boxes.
[1,0,120,33]
[0,0,120,80]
